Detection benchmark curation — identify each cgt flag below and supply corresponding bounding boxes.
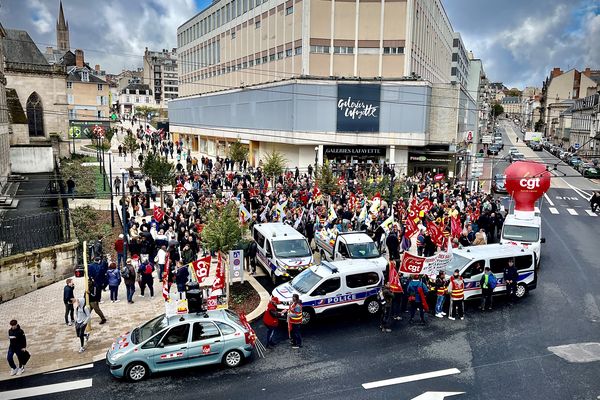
[153,206,165,222]
[191,256,212,284]
[389,261,403,293]
[211,253,225,292]
[399,252,426,275]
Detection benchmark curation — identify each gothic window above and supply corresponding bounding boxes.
[26,92,44,137]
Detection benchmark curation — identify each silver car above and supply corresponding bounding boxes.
[106,310,255,381]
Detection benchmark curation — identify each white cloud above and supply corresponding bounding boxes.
[27,0,53,34]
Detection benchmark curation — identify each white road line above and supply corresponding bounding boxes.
[586,210,598,217]
[549,207,559,214]
[565,181,592,201]
[45,363,94,374]
[0,378,92,400]
[543,193,555,207]
[362,368,461,389]
[567,208,578,216]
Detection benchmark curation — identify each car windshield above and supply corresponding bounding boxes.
[273,239,311,258]
[503,225,540,242]
[347,242,380,258]
[290,269,322,294]
[444,254,471,275]
[133,314,168,344]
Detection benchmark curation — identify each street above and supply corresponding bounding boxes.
[2,121,599,400]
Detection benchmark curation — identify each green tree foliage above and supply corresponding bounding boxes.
[141,152,175,207]
[262,150,286,182]
[506,88,521,97]
[491,103,504,117]
[122,131,139,167]
[135,106,159,125]
[201,203,243,253]
[228,139,249,167]
[315,160,339,196]
[358,175,408,204]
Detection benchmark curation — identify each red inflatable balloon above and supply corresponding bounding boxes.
[504,161,551,212]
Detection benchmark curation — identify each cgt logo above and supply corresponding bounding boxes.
[519,177,541,190]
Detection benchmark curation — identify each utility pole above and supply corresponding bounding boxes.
[121,171,128,261]
[109,151,114,227]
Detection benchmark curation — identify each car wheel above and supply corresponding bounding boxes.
[364,296,380,315]
[125,362,149,382]
[301,308,314,325]
[515,283,528,299]
[222,350,244,368]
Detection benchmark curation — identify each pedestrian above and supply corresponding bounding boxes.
[287,294,303,348]
[406,274,429,324]
[66,176,76,198]
[73,298,91,353]
[390,271,404,322]
[88,279,107,324]
[503,258,519,300]
[434,271,448,318]
[263,296,281,348]
[122,258,137,304]
[378,282,394,332]
[246,239,258,275]
[7,320,28,376]
[479,266,497,311]
[386,226,400,264]
[114,176,121,196]
[138,256,155,298]
[447,269,465,320]
[155,245,168,281]
[114,234,125,269]
[175,261,189,299]
[118,144,123,157]
[63,278,75,326]
[107,262,121,302]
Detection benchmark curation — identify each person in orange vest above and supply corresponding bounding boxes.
[447,269,465,320]
[263,296,282,348]
[287,294,303,348]
[434,271,448,318]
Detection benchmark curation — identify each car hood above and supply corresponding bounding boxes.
[108,331,134,358]
[272,282,299,302]
[278,256,313,268]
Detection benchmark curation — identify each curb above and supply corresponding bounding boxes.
[245,274,270,323]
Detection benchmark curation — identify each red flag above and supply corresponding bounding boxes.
[389,261,403,293]
[162,252,170,301]
[312,184,321,199]
[417,198,433,214]
[404,217,419,239]
[153,206,165,222]
[191,256,212,283]
[211,253,225,292]
[451,215,462,238]
[206,296,218,310]
[175,183,187,196]
[239,312,257,346]
[399,252,426,274]
[427,221,445,247]
[418,286,429,312]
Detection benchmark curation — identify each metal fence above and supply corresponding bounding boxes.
[0,209,72,258]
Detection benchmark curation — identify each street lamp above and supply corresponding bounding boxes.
[108,151,114,227]
[314,146,319,166]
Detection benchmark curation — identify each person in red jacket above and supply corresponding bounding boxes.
[263,296,281,348]
[114,234,125,269]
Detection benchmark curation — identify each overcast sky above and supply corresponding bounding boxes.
[2,0,598,89]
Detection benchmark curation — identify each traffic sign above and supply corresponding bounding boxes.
[574,143,580,149]
[229,250,244,283]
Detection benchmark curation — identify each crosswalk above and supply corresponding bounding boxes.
[543,206,597,217]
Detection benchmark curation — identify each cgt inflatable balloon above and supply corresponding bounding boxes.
[504,161,551,218]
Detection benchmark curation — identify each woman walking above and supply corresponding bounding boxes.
[107,262,121,302]
[73,298,91,353]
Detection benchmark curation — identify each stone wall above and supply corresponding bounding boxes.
[0,240,78,303]
[9,145,54,173]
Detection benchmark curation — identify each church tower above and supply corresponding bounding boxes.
[56,1,70,52]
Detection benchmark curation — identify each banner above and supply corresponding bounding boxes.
[336,84,381,133]
[211,253,225,292]
[191,256,212,283]
[239,204,251,223]
[153,206,165,223]
[427,221,445,247]
[400,250,453,276]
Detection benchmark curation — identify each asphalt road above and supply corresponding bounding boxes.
[2,122,600,400]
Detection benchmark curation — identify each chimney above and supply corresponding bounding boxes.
[583,67,592,77]
[95,64,100,72]
[75,49,84,67]
[551,67,562,78]
[46,46,53,54]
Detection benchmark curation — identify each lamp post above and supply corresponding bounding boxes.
[108,151,114,227]
[314,146,319,166]
[121,171,128,261]
[101,148,106,192]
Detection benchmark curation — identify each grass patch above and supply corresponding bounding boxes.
[60,154,110,198]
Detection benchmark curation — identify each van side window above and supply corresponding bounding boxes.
[514,255,533,270]
[346,272,380,288]
[338,242,349,257]
[462,260,485,279]
[310,277,341,296]
[253,229,265,248]
[489,258,510,274]
[265,240,273,257]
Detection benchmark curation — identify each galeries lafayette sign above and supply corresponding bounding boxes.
[336,84,381,133]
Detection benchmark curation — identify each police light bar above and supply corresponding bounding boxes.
[321,261,339,273]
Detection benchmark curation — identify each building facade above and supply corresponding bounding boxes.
[66,50,110,122]
[117,83,156,117]
[143,48,178,107]
[0,23,10,185]
[569,93,599,157]
[501,96,521,117]
[451,33,468,88]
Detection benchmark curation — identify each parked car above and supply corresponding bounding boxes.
[577,162,594,173]
[568,156,583,167]
[487,145,500,156]
[492,174,508,193]
[106,310,255,382]
[530,141,543,151]
[582,166,600,178]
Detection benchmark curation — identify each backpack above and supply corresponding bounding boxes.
[121,265,130,279]
[145,264,154,275]
[488,274,497,290]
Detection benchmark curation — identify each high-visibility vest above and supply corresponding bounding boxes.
[288,303,303,324]
[450,278,464,300]
[436,284,446,296]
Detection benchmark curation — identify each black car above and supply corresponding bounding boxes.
[530,141,543,151]
[487,145,500,155]
[492,174,507,193]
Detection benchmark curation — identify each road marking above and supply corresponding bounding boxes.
[549,207,559,214]
[548,343,600,363]
[564,181,592,201]
[362,368,461,389]
[567,208,578,215]
[45,363,94,374]
[0,378,92,400]
[411,392,465,400]
[586,210,598,217]
[543,193,554,206]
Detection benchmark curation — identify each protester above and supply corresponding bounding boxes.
[175,261,190,299]
[63,278,75,326]
[7,320,28,376]
[287,294,303,348]
[263,296,281,348]
[406,275,429,324]
[480,266,497,311]
[378,282,394,332]
[114,234,125,268]
[448,269,465,320]
[107,262,121,303]
[122,259,137,304]
[88,279,107,325]
[138,256,155,298]
[434,271,447,318]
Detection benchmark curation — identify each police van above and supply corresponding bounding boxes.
[500,213,545,267]
[271,259,386,324]
[252,222,314,285]
[444,243,537,300]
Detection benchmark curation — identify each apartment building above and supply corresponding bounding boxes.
[143,48,178,107]
[66,50,110,122]
[569,93,599,157]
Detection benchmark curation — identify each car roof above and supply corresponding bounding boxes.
[312,259,384,275]
[338,232,374,244]
[254,222,305,240]
[453,243,534,260]
[164,309,232,326]
[504,214,541,227]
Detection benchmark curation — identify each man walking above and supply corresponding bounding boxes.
[63,279,75,326]
[287,294,303,348]
[88,279,107,324]
[114,234,125,269]
[480,266,497,311]
[122,259,137,304]
[7,320,28,376]
[503,258,518,300]
[378,282,394,332]
[406,275,429,324]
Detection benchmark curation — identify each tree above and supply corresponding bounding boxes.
[201,203,243,253]
[141,152,175,208]
[534,119,544,132]
[262,150,286,186]
[135,106,159,126]
[491,103,504,117]
[228,139,249,170]
[315,160,339,196]
[122,131,139,167]
[506,88,521,97]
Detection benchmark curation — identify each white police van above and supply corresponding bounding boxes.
[271,259,386,324]
[252,222,314,285]
[444,243,537,300]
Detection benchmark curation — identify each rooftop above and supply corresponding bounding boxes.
[4,29,53,72]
